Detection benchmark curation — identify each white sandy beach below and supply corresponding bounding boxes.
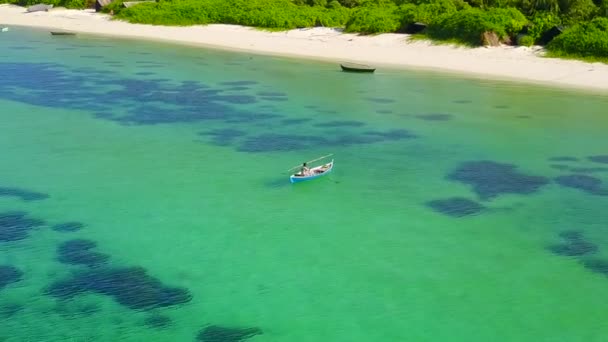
[1,4,608,92]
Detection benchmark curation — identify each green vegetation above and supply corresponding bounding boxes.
[526,12,562,43]
[426,7,528,45]
[3,0,607,62]
[105,0,350,28]
[343,1,402,34]
[547,17,608,61]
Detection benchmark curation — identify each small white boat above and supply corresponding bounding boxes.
[1,27,8,33]
[290,160,334,183]
[50,31,76,36]
[340,62,375,73]
[288,154,334,184]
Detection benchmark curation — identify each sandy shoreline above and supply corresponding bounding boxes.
[2,4,608,93]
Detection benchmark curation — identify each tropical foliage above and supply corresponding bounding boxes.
[547,17,608,61]
[3,0,607,61]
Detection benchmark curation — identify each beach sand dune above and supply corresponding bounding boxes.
[1,4,607,92]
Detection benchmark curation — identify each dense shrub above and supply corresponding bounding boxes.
[485,7,529,34]
[112,0,350,28]
[521,0,560,14]
[400,0,467,26]
[103,0,126,14]
[601,0,608,17]
[518,34,536,45]
[335,0,363,7]
[526,11,562,42]
[343,1,402,33]
[464,0,522,9]
[426,8,499,45]
[426,7,528,45]
[547,17,608,60]
[600,0,608,16]
[560,0,598,24]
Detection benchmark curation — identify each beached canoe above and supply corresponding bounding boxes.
[50,31,76,36]
[290,160,334,183]
[340,62,375,73]
[27,4,54,12]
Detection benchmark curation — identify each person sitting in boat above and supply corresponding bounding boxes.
[300,162,310,176]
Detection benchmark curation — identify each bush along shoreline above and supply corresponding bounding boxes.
[4,0,608,62]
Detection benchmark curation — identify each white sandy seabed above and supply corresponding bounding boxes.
[1,4,608,93]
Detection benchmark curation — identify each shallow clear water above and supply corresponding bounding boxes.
[1,27,608,342]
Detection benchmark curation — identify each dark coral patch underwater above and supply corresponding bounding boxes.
[414,113,453,121]
[226,86,250,92]
[0,302,24,318]
[57,239,110,268]
[219,80,258,87]
[0,211,45,242]
[197,325,263,342]
[236,128,415,152]
[0,187,49,201]
[280,118,311,125]
[260,96,288,102]
[569,167,608,173]
[363,129,416,140]
[588,155,608,164]
[313,120,365,128]
[46,266,192,311]
[554,174,608,196]
[256,91,286,97]
[548,156,579,162]
[0,265,23,290]
[199,129,246,146]
[144,313,172,329]
[548,231,598,257]
[426,197,485,217]
[365,97,395,104]
[447,161,550,201]
[237,133,322,152]
[135,71,156,76]
[581,259,608,276]
[0,62,271,127]
[52,222,85,232]
[0,62,421,153]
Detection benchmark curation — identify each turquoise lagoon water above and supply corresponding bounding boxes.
[0,27,608,341]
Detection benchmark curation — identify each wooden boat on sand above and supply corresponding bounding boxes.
[288,154,334,184]
[27,4,53,12]
[340,62,375,73]
[50,31,76,36]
